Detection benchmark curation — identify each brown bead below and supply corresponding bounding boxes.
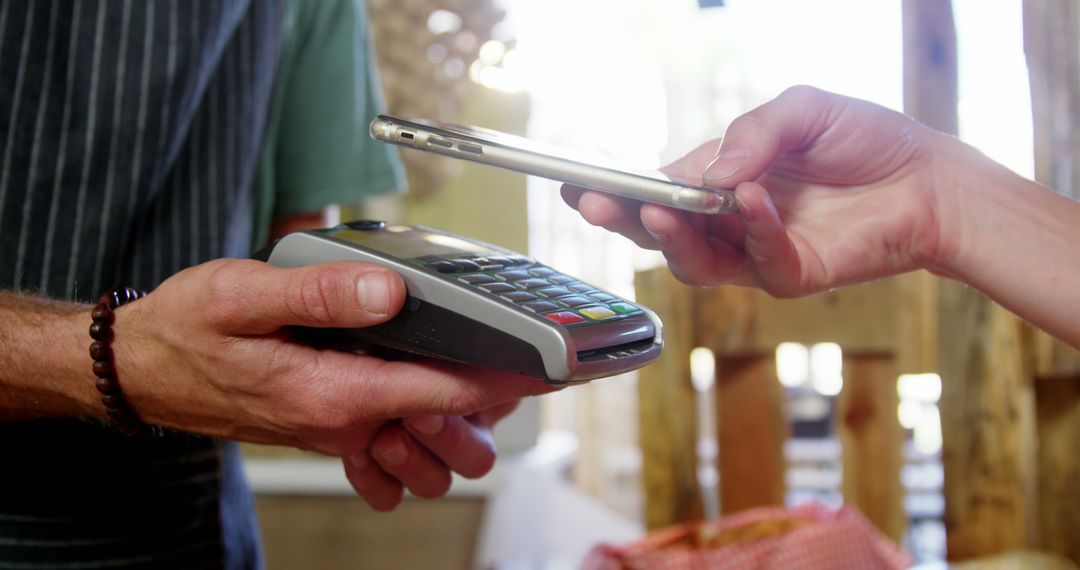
[89,322,111,341]
[89,341,110,361]
[91,304,114,324]
[92,360,113,378]
[100,394,124,408]
[106,406,130,421]
[90,286,153,438]
[95,376,120,394]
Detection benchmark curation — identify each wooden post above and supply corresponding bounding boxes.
[835,354,906,544]
[937,283,1038,558]
[634,268,703,530]
[905,0,1039,559]
[902,0,958,136]
[1034,376,1080,564]
[715,354,787,514]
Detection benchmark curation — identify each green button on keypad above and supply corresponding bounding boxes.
[608,302,640,315]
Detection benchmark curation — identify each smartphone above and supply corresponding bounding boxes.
[370,115,737,215]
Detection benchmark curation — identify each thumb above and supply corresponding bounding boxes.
[704,85,845,188]
[215,260,407,334]
[660,138,724,185]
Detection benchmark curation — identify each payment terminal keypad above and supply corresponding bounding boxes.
[418,254,644,328]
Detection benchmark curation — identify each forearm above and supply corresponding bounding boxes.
[0,292,102,420]
[932,138,1080,348]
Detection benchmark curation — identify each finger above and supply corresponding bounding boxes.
[560,184,585,209]
[468,400,520,427]
[704,85,845,188]
[371,425,453,499]
[404,414,499,479]
[312,356,557,424]
[639,203,751,286]
[574,189,659,249]
[212,260,407,334]
[734,182,806,296]
[343,452,405,511]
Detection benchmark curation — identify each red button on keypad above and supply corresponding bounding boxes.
[544,311,585,325]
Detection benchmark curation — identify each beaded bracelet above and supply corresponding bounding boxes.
[89,287,162,438]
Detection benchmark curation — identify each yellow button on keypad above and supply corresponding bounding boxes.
[578,306,617,320]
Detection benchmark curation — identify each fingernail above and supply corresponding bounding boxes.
[357,271,393,315]
[704,145,748,184]
[379,439,408,466]
[407,415,445,436]
[645,227,667,245]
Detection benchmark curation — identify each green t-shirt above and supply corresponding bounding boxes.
[252,0,405,248]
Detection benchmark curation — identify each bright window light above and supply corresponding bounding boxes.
[478,39,506,65]
[809,343,843,397]
[914,405,943,455]
[775,342,810,388]
[898,400,925,430]
[954,0,1034,178]
[898,373,942,403]
[427,9,463,35]
[690,347,716,392]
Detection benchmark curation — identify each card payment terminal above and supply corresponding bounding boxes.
[254,221,663,384]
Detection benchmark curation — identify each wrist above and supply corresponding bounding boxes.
[90,288,162,436]
[0,294,102,420]
[915,131,999,280]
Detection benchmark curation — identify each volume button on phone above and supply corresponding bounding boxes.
[457,142,482,155]
[427,136,453,148]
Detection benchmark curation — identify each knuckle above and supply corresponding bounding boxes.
[728,107,768,135]
[779,84,825,105]
[280,361,354,434]
[201,260,251,322]
[288,269,344,326]
[438,388,487,418]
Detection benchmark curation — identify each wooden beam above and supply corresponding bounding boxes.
[906,0,1039,559]
[937,282,1038,559]
[902,0,959,135]
[1022,6,1080,561]
[715,354,787,514]
[836,354,906,544]
[693,280,901,355]
[1034,376,1080,565]
[1024,0,1080,201]
[634,268,703,529]
[895,271,939,374]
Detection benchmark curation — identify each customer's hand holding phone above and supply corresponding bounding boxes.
[562,85,949,298]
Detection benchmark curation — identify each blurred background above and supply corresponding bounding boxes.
[243,1,1080,568]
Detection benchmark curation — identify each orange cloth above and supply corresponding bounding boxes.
[582,503,913,570]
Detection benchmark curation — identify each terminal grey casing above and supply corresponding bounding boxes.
[256,225,663,384]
